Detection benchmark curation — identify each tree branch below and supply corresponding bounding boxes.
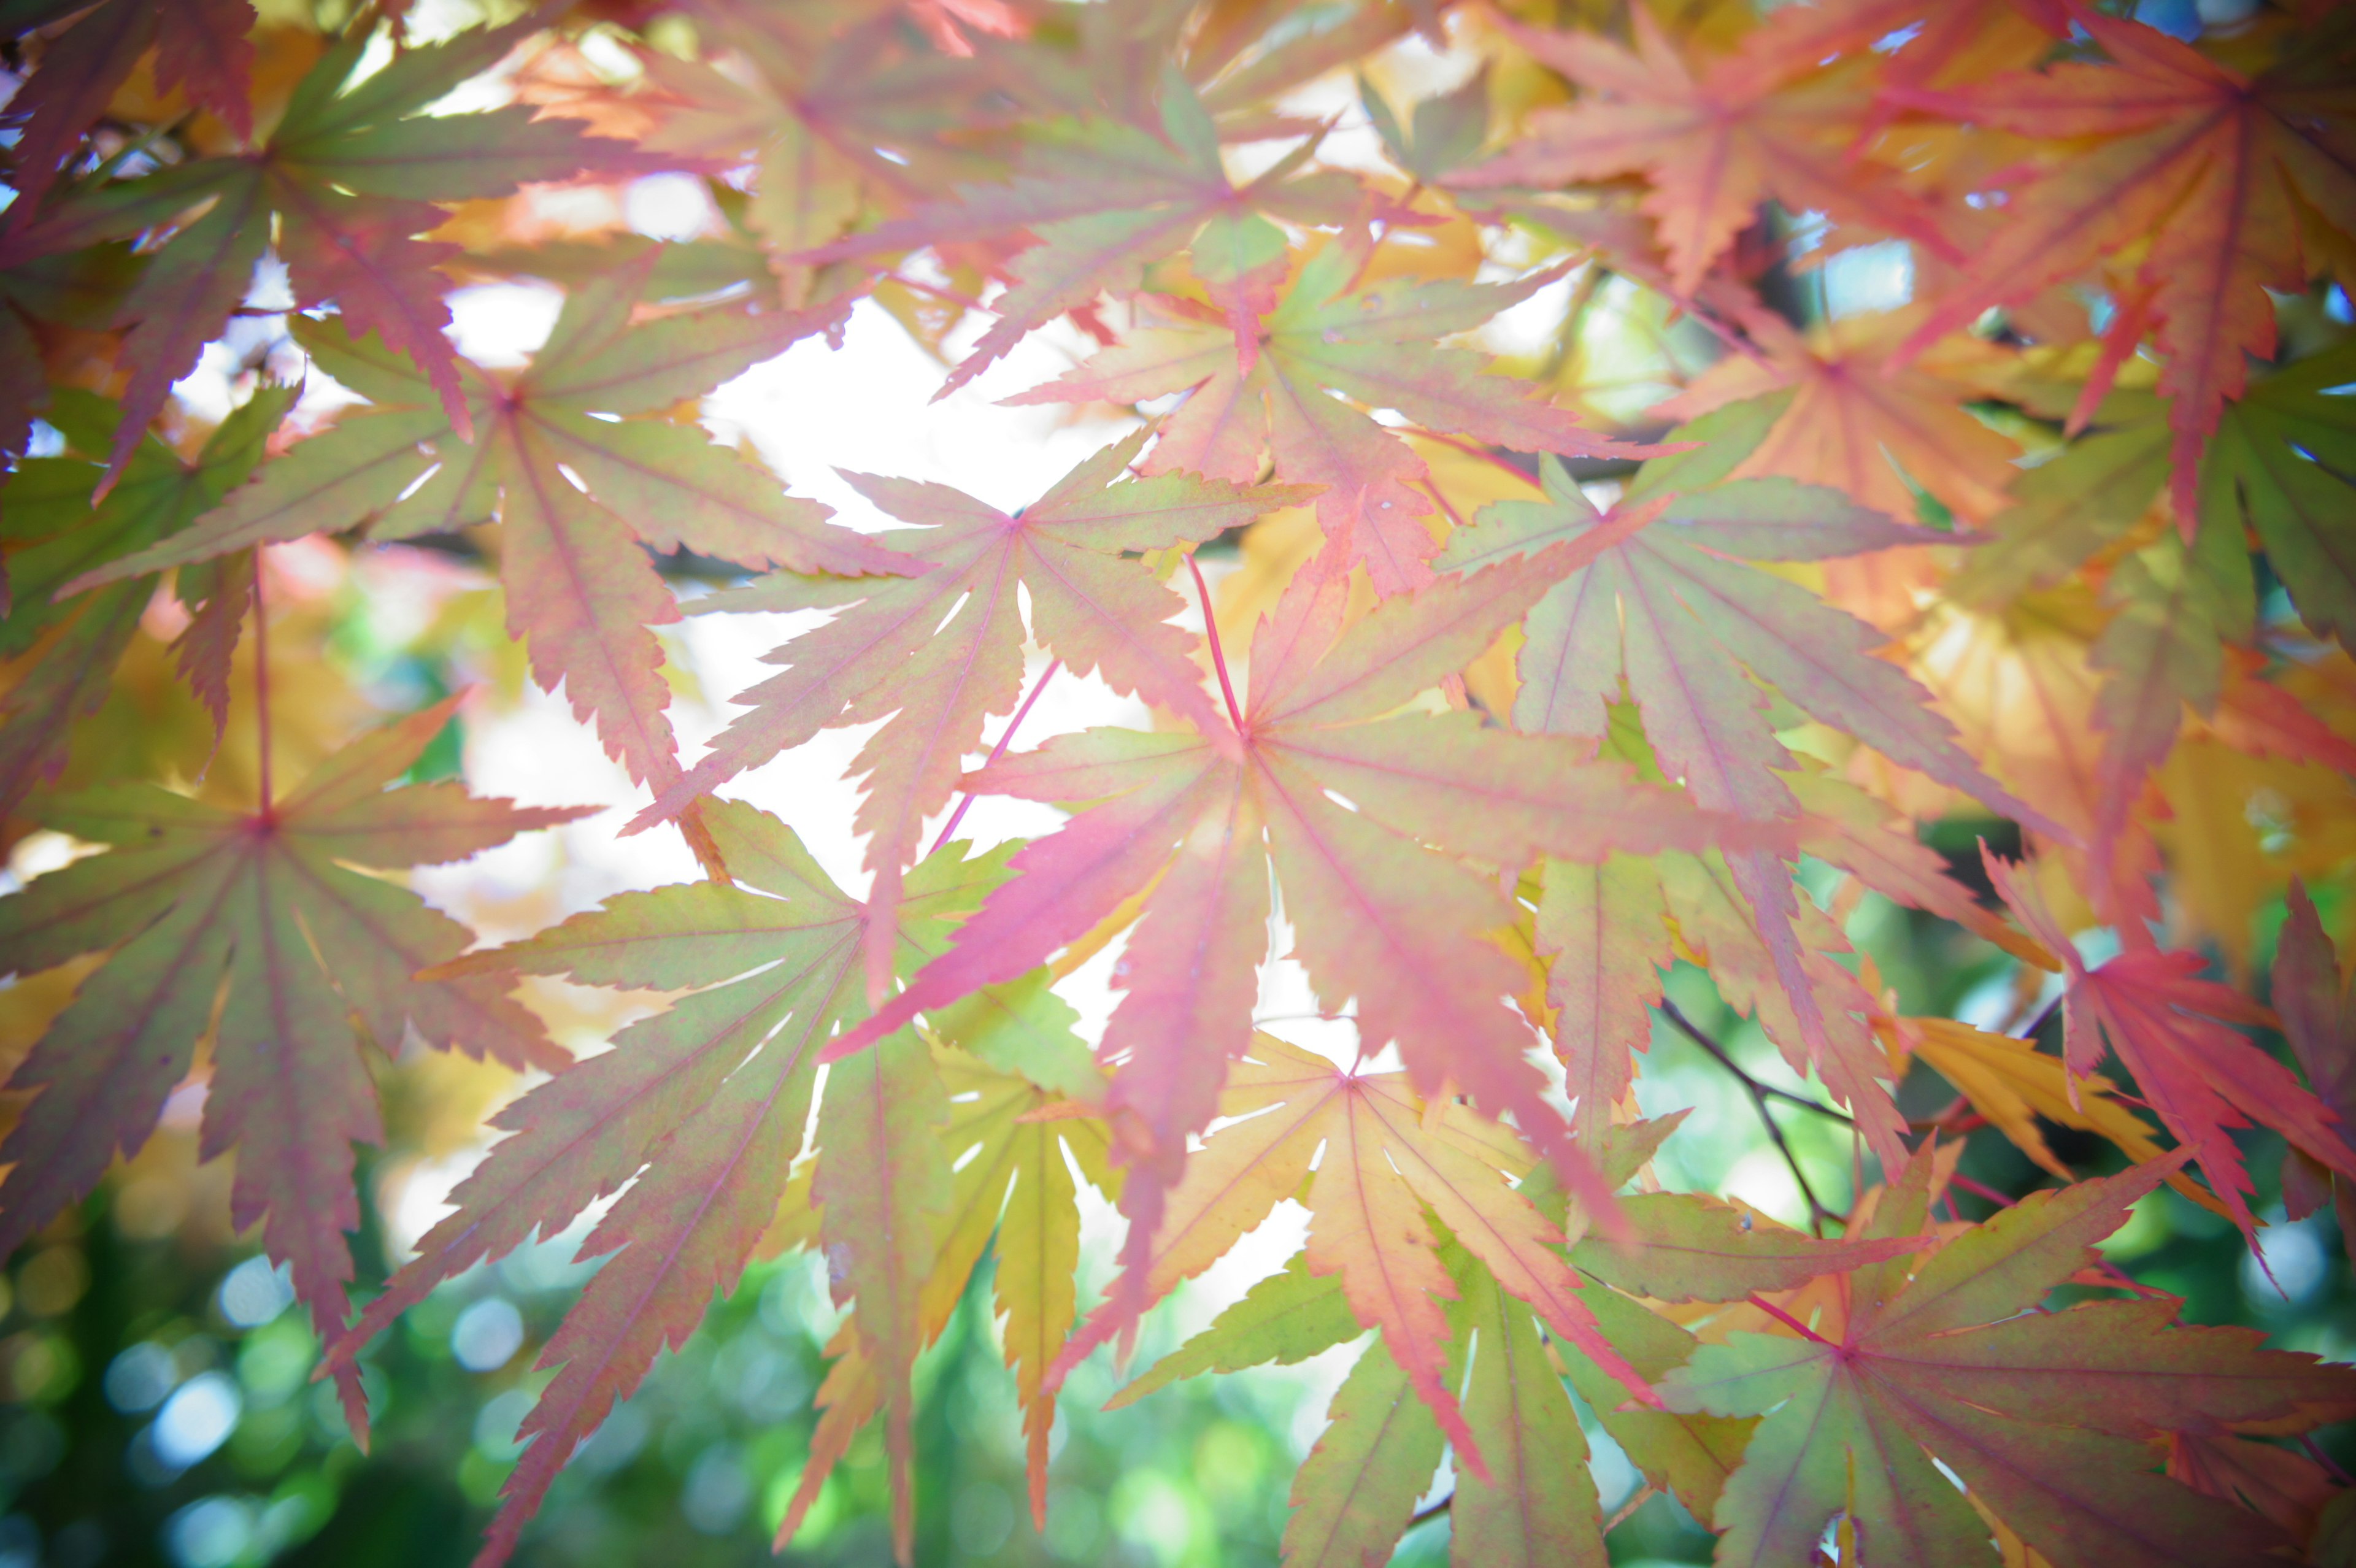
[1659,997,1836,1233]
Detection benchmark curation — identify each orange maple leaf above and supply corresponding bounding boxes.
[1452,8,1957,296]
[1650,308,2022,621]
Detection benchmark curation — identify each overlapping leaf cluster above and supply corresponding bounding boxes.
[2,1,2354,1564]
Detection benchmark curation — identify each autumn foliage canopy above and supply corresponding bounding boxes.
[3,0,2356,1563]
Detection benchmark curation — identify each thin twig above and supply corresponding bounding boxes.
[1946,1171,2016,1210]
[879,271,991,316]
[1659,998,1836,1233]
[1407,1491,1452,1529]
[2301,1433,2356,1488]
[1663,285,1772,369]
[1538,259,1608,383]
[1188,552,1244,732]
[1658,1001,1854,1122]
[1603,1484,1659,1535]
[2012,990,2065,1041]
[928,658,1060,855]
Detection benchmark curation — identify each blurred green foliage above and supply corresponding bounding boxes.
[2,907,2347,1568]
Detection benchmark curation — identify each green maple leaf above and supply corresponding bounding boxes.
[0,702,588,1422]
[66,252,906,798]
[0,236,144,458]
[0,383,292,812]
[11,9,654,491]
[1957,344,2353,655]
[2200,339,2356,653]
[1128,1119,1780,1568]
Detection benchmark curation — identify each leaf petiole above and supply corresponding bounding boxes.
[929,658,1061,856]
[1188,551,1244,732]
[1746,1293,1834,1346]
[252,550,273,820]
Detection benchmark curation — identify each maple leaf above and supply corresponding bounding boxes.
[1945,388,2177,611]
[1282,1334,1449,1568]
[1892,13,2356,526]
[797,69,1368,394]
[1106,1251,1361,1412]
[2275,880,2356,1256]
[0,700,587,1424]
[774,859,1109,1555]
[629,430,1309,997]
[1059,1031,1660,1475]
[1984,849,2356,1241]
[1954,345,2356,662]
[2200,337,2356,651]
[1279,1233,1622,1568]
[1114,1083,1671,1406]
[2082,518,2255,924]
[1008,238,1660,594]
[769,1042,1114,1549]
[1539,756,2055,1151]
[818,545,1773,1353]
[1664,1149,2356,1568]
[1728,0,2069,97]
[0,0,256,226]
[1945,356,2351,916]
[1537,848,1676,1148]
[333,803,1094,1567]
[1893,1016,2175,1184]
[7,9,656,492]
[0,383,292,812]
[637,2,999,264]
[1647,309,2022,621]
[1906,590,2115,884]
[1941,404,2251,918]
[1449,8,1956,296]
[806,1024,948,1561]
[1360,64,1494,187]
[1787,766,2056,969]
[1188,1,1426,123]
[2168,1428,2347,1551]
[1563,1190,1927,1304]
[0,229,145,459]
[1561,1272,1757,1527]
[66,254,901,799]
[2149,661,2356,984]
[1436,410,2047,828]
[1649,311,2022,529]
[1436,412,2062,1124]
[1121,1121,1807,1567]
